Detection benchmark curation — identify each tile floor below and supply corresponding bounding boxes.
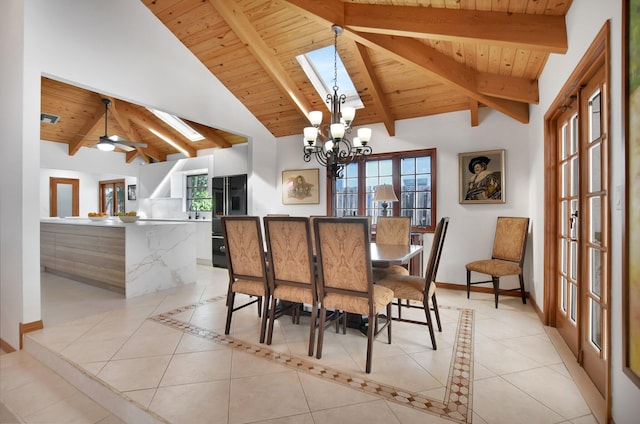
[0,265,603,424]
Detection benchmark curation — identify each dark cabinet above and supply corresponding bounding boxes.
[212,174,247,216]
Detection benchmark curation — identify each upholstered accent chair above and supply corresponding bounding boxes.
[263,216,318,356]
[221,216,270,343]
[372,216,412,280]
[465,217,530,308]
[313,217,393,374]
[377,217,449,350]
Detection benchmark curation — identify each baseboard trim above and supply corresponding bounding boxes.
[437,281,528,298]
[0,337,16,353]
[20,320,44,350]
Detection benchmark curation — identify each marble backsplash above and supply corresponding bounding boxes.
[137,198,212,220]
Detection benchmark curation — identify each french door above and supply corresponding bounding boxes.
[551,60,609,396]
[99,179,125,216]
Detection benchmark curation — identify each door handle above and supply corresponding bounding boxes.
[570,210,579,229]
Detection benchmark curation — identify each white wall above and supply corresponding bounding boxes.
[276,109,531,289]
[0,0,277,350]
[528,0,639,421]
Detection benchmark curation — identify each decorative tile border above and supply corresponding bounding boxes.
[149,298,474,423]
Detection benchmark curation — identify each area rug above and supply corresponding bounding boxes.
[149,297,474,423]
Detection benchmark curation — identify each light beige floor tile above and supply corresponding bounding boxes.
[230,350,290,378]
[81,361,107,375]
[571,414,598,424]
[418,386,446,402]
[149,380,230,424]
[357,353,442,393]
[111,321,182,360]
[297,371,379,411]
[498,334,563,366]
[159,349,232,386]
[473,361,497,381]
[474,341,543,375]
[96,414,127,424]
[385,400,457,424]
[228,371,310,424]
[97,355,172,392]
[60,336,129,364]
[410,347,455,386]
[174,332,226,354]
[502,366,591,419]
[123,388,156,409]
[473,376,563,424]
[21,390,112,424]
[249,413,315,424]
[311,399,400,424]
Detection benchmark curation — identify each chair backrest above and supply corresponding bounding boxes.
[375,217,411,246]
[263,216,315,293]
[424,217,450,286]
[221,216,267,280]
[492,217,530,264]
[313,217,373,298]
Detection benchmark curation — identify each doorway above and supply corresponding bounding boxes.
[544,24,610,397]
[99,179,125,216]
[49,177,79,217]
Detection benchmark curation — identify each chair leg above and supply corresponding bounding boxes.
[386,303,392,343]
[492,276,500,308]
[316,305,327,359]
[466,269,471,299]
[431,293,442,332]
[397,298,403,319]
[423,298,437,350]
[519,274,527,304]
[259,295,269,344]
[225,291,235,335]
[308,303,318,357]
[257,296,262,317]
[365,313,375,374]
[266,295,278,345]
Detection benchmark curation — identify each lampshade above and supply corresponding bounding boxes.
[303,127,318,142]
[342,106,356,123]
[372,184,399,202]
[357,127,372,143]
[309,110,323,127]
[330,123,345,139]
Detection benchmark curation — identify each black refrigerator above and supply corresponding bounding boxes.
[211,174,247,268]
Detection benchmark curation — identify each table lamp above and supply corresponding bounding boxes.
[373,184,399,216]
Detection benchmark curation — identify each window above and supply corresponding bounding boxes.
[186,174,212,212]
[331,149,436,231]
[99,179,125,215]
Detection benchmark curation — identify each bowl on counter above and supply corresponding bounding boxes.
[88,215,109,222]
[118,215,139,223]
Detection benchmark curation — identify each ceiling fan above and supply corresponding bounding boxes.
[93,98,147,152]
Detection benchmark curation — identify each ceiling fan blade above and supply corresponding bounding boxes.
[115,140,147,148]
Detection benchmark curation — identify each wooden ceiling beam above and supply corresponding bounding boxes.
[67,107,103,156]
[208,0,314,123]
[183,119,232,148]
[352,31,529,123]
[354,42,395,136]
[120,103,196,158]
[477,72,539,104]
[284,0,530,123]
[343,3,567,54]
[469,100,479,127]
[104,97,151,163]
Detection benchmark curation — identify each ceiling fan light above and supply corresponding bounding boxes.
[97,142,115,152]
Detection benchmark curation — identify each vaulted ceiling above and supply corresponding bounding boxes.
[40,0,572,162]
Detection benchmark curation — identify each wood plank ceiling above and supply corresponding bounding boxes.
[40,0,572,163]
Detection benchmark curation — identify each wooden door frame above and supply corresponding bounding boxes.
[543,20,611,408]
[49,177,79,217]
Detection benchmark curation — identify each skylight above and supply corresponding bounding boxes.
[146,108,205,142]
[297,46,363,110]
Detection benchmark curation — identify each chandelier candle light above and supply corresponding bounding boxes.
[303,25,372,180]
[373,184,399,217]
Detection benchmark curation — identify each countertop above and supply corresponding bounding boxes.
[139,218,212,223]
[40,218,197,227]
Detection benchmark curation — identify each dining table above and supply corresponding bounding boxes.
[370,242,423,268]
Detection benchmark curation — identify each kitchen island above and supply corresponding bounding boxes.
[41,218,196,298]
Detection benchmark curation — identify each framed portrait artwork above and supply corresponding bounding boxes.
[623,0,640,388]
[127,184,137,201]
[282,169,320,205]
[458,149,505,204]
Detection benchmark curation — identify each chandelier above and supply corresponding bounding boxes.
[302,25,372,180]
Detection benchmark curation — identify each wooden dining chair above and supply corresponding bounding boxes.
[372,216,411,280]
[313,217,393,373]
[263,216,318,356]
[376,217,449,350]
[221,216,270,343]
[465,216,530,308]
